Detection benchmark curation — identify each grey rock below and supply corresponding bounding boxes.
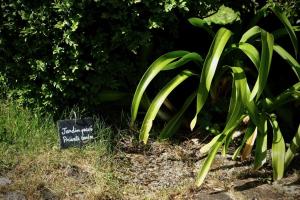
[0,177,11,186]
[0,191,26,200]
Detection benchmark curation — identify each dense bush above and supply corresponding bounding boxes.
[0,0,217,112]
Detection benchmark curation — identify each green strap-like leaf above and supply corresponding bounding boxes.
[131,51,193,126]
[285,124,300,169]
[269,115,285,180]
[196,66,247,186]
[200,133,222,155]
[273,44,300,80]
[250,30,274,101]
[139,70,194,144]
[270,5,298,57]
[261,82,300,112]
[254,115,268,170]
[232,43,260,70]
[140,93,171,121]
[159,92,196,140]
[272,26,300,40]
[163,52,203,70]
[196,115,243,187]
[190,28,232,130]
[196,134,226,187]
[240,26,262,43]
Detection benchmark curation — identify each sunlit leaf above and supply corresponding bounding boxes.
[285,124,300,169]
[139,70,194,144]
[240,26,262,43]
[196,134,225,187]
[140,93,171,121]
[131,51,195,126]
[269,115,285,180]
[262,82,300,112]
[250,30,274,100]
[232,43,260,70]
[191,28,232,130]
[254,116,268,170]
[163,52,203,70]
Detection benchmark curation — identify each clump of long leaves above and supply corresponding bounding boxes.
[130,3,300,186]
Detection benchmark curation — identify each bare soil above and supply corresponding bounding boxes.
[114,135,300,200]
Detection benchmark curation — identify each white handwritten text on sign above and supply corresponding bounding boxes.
[57,118,94,149]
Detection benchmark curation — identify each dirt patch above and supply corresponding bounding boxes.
[115,136,300,200]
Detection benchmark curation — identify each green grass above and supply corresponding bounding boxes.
[0,100,122,199]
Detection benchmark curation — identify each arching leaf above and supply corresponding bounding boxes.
[131,51,196,126]
[139,70,194,144]
[269,115,285,180]
[250,30,274,100]
[190,28,232,130]
[273,44,300,80]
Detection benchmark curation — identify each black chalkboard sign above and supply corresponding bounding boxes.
[57,118,94,149]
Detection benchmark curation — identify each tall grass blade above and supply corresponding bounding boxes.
[269,116,285,180]
[159,92,196,140]
[131,51,191,126]
[250,30,274,100]
[285,124,300,169]
[273,44,300,80]
[191,28,232,130]
[270,5,299,57]
[139,70,194,144]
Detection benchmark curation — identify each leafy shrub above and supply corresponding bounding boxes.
[130,3,300,186]
[0,0,226,113]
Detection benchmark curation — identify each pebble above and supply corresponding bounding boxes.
[0,177,11,186]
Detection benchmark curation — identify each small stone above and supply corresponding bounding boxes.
[0,177,11,186]
[2,191,26,200]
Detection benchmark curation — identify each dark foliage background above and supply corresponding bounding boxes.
[0,0,299,117]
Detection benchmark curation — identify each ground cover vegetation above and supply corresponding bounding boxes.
[131,2,300,186]
[0,100,122,198]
